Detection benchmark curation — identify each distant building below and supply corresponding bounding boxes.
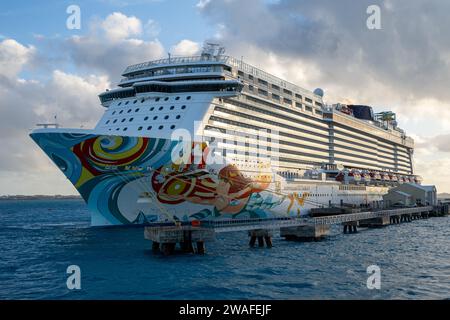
[383,183,437,207]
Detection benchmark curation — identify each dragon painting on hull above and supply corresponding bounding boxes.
[30,131,295,226]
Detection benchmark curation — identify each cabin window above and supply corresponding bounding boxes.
[138,126,143,131]
[147,126,152,130]
[164,115,169,120]
[176,115,181,119]
[258,78,268,86]
[258,88,268,96]
[159,125,164,130]
[153,116,158,120]
[181,105,186,110]
[170,125,176,129]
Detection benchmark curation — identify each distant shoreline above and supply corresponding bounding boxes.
[0,195,82,201]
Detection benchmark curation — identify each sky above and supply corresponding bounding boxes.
[1,0,450,194]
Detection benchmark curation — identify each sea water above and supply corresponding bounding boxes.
[0,199,449,300]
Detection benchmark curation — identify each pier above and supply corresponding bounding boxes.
[144,205,448,255]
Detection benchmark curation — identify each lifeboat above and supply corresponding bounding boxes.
[398,176,405,184]
[414,176,423,184]
[361,171,371,184]
[370,171,382,181]
[335,170,348,182]
[389,174,398,183]
[349,170,362,183]
[381,172,390,182]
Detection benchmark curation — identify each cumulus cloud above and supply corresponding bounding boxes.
[0,39,35,79]
[0,36,109,195]
[171,39,201,56]
[199,0,450,110]
[63,12,165,81]
[0,12,200,195]
[100,12,143,41]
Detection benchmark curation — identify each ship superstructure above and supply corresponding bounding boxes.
[31,44,421,226]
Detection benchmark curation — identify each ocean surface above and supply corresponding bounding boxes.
[0,199,449,300]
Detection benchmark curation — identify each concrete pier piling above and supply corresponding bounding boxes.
[343,221,358,233]
[248,229,273,248]
[280,225,330,241]
[144,225,215,255]
[359,216,390,228]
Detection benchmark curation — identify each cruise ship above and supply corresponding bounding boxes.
[30,44,422,226]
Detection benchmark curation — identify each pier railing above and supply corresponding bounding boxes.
[198,206,434,233]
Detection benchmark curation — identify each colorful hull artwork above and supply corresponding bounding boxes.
[31,132,309,226]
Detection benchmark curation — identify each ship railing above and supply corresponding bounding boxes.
[123,55,230,75]
[123,54,319,100]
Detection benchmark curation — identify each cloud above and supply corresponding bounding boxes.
[0,39,36,79]
[171,39,201,56]
[63,12,165,81]
[144,19,161,38]
[199,0,450,104]
[0,38,110,195]
[0,12,200,195]
[100,12,143,41]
